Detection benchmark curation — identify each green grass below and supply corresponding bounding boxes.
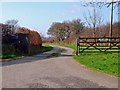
[74,52,119,77]
[1,52,27,59]
[51,43,76,52]
[1,45,53,60]
[28,45,53,56]
[54,43,119,77]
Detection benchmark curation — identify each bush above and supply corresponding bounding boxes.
[2,44,15,55]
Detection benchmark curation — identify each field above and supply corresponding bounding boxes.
[57,43,119,77]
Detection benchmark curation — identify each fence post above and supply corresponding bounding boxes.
[76,38,79,55]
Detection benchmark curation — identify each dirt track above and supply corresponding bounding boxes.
[2,45,118,88]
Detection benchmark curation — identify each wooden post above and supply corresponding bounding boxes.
[76,38,79,55]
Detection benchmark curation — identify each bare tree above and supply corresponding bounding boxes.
[83,5,103,37]
[83,0,120,37]
[47,19,85,42]
[5,19,19,34]
[70,19,84,38]
[47,22,65,42]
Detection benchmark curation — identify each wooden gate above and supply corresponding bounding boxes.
[76,37,120,55]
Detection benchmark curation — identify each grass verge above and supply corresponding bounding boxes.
[54,43,119,77]
[1,45,53,60]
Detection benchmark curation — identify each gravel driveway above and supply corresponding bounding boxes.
[2,45,118,88]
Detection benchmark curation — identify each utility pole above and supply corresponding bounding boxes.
[93,6,96,38]
[110,0,114,38]
[107,0,119,37]
[106,0,116,46]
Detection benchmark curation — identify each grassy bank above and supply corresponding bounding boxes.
[55,43,119,77]
[1,45,53,60]
[74,52,119,77]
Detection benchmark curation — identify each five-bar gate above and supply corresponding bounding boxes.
[76,37,120,55]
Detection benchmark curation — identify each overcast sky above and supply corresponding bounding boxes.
[0,1,119,37]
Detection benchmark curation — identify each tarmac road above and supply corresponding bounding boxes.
[2,45,118,88]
